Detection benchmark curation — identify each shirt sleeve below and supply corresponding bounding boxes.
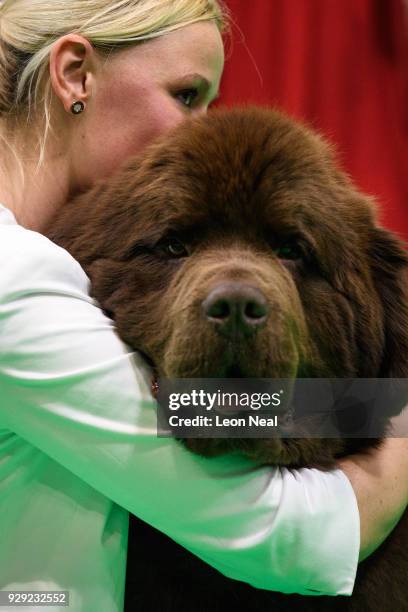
[0,222,360,596]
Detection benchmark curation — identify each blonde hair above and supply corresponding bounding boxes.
[0,0,228,167]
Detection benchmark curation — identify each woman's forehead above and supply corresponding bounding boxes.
[111,21,224,85]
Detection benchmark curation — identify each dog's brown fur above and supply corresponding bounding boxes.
[47,107,408,611]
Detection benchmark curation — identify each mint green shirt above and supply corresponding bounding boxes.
[0,205,359,611]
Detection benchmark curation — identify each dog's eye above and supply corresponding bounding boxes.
[162,239,189,258]
[276,242,303,261]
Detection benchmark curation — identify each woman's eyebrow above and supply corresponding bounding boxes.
[181,73,220,100]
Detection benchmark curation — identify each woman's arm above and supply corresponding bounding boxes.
[338,438,408,562]
[0,222,362,596]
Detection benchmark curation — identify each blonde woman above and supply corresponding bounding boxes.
[0,1,406,610]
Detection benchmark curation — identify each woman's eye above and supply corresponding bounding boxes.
[176,88,199,108]
[162,239,189,258]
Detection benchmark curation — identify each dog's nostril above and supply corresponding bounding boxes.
[202,283,269,336]
[206,299,231,320]
[244,300,268,320]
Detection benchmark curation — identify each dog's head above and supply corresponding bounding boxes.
[50,107,408,466]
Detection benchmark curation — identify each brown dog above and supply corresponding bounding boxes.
[48,107,408,611]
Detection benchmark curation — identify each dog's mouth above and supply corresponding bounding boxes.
[223,364,246,377]
[143,345,313,466]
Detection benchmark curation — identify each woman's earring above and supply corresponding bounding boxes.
[71,101,85,115]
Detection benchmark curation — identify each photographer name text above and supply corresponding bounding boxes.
[168,414,279,427]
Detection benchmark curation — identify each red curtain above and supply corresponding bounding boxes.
[219,0,408,240]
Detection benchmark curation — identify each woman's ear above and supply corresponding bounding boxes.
[49,34,96,113]
[370,227,408,377]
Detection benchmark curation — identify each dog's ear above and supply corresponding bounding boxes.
[369,227,408,377]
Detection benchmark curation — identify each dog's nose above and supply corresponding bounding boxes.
[202,283,268,337]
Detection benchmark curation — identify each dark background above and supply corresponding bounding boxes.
[218,0,408,240]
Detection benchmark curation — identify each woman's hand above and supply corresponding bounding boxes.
[337,437,408,562]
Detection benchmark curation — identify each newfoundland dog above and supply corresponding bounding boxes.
[47,107,408,611]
